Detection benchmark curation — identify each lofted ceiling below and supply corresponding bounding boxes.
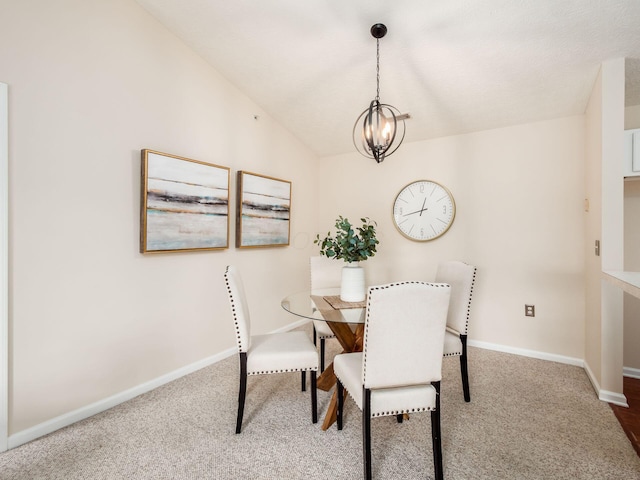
[135,0,640,158]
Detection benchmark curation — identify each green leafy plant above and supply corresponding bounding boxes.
[314,216,379,263]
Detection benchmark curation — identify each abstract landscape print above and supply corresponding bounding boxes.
[141,150,230,253]
[236,171,291,248]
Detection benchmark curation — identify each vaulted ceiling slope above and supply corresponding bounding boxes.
[135,0,640,157]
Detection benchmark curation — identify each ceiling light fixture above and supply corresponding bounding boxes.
[353,23,406,164]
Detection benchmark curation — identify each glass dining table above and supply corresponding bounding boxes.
[281,287,366,430]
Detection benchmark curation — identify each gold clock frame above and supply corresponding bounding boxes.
[392,179,456,242]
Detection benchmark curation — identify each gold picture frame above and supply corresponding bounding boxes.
[140,149,230,253]
[236,171,291,248]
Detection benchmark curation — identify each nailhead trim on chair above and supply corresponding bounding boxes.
[316,332,335,340]
[362,281,450,385]
[336,376,436,417]
[249,367,318,376]
[461,266,477,335]
[224,266,248,353]
[371,406,434,417]
[443,351,463,357]
[442,263,476,357]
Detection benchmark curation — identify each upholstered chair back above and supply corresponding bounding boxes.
[224,265,251,353]
[435,261,476,335]
[362,282,450,390]
[310,255,343,291]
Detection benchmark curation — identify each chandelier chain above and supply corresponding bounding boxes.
[375,38,380,101]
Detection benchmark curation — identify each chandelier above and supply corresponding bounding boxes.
[353,23,406,164]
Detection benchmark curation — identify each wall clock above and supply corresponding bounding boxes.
[392,180,456,241]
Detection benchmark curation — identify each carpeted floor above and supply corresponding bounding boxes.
[1,324,639,479]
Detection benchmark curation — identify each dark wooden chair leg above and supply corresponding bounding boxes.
[363,388,372,480]
[236,353,248,434]
[337,379,344,430]
[320,338,326,372]
[301,371,306,392]
[431,381,443,480]
[311,371,318,423]
[460,334,470,402]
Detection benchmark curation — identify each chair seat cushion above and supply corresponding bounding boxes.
[334,352,437,417]
[443,330,462,356]
[313,318,336,339]
[247,331,319,375]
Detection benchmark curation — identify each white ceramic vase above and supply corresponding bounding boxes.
[340,262,366,302]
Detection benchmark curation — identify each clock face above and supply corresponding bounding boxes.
[393,180,456,241]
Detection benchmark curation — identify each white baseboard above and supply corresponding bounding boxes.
[599,389,629,407]
[583,359,629,407]
[468,339,584,367]
[623,366,640,379]
[583,360,601,396]
[7,319,314,450]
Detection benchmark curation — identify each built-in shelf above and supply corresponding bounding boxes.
[603,271,640,300]
[624,129,640,178]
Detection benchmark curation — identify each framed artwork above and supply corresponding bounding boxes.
[236,171,291,248]
[140,149,230,253]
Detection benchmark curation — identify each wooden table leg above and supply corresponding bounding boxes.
[317,362,335,391]
[318,322,366,430]
[321,387,348,431]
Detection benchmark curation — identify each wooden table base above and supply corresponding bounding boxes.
[317,322,364,430]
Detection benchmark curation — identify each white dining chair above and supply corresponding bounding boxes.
[436,260,477,402]
[224,265,319,433]
[334,281,450,480]
[310,255,343,371]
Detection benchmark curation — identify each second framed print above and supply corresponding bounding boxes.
[141,150,230,253]
[236,171,291,248]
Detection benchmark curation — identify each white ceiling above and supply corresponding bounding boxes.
[135,0,640,157]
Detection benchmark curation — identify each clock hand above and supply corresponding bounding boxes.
[403,208,425,216]
[418,198,427,216]
[403,198,428,216]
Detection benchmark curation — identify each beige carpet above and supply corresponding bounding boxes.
[1,324,639,479]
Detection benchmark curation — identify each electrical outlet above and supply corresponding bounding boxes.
[525,304,535,317]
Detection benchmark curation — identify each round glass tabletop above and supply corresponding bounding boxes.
[281,288,366,324]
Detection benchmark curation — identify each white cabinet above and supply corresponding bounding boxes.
[624,128,640,177]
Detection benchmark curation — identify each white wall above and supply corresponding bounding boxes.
[0,0,320,436]
[318,117,586,359]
